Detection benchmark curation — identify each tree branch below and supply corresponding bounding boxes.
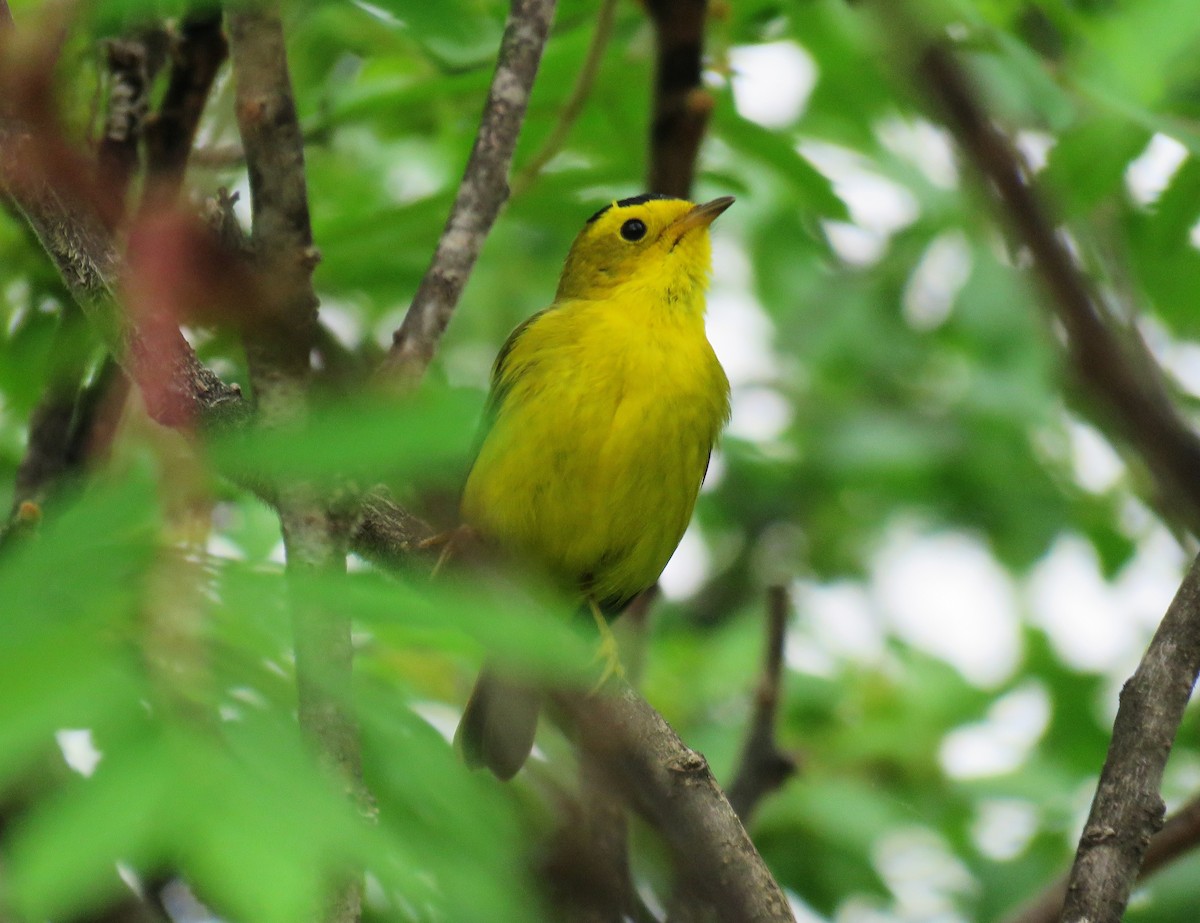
[142,10,228,211]
[644,0,713,198]
[1002,791,1200,923]
[1053,552,1200,923]
[98,29,166,210]
[0,17,245,431]
[228,9,360,922]
[558,684,795,923]
[381,0,556,389]
[909,34,1200,537]
[879,20,1200,923]
[726,586,798,825]
[509,0,618,198]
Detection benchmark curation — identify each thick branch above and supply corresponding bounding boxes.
[381,0,556,389]
[1003,792,1200,923]
[911,38,1200,536]
[0,46,244,430]
[228,10,360,922]
[559,684,795,923]
[645,0,713,198]
[727,586,798,825]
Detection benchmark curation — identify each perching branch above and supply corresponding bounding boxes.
[381,0,556,389]
[644,0,713,198]
[559,683,795,923]
[727,586,799,825]
[1002,792,1200,923]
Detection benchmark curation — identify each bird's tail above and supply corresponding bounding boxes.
[456,666,541,780]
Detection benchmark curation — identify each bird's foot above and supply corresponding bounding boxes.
[419,525,478,578]
[587,598,625,694]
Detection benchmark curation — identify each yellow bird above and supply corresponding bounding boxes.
[457,194,733,779]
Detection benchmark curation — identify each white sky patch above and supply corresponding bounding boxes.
[727,386,792,442]
[1125,133,1188,206]
[729,41,817,129]
[939,683,1051,779]
[317,300,365,348]
[872,528,1020,687]
[1155,339,1200,398]
[789,580,885,671]
[1118,526,1188,631]
[1014,130,1056,173]
[971,798,1039,861]
[873,826,974,922]
[232,176,253,228]
[205,533,245,561]
[706,288,778,387]
[800,141,920,237]
[700,448,725,493]
[711,234,753,288]
[385,147,448,204]
[785,890,829,923]
[902,231,972,330]
[1026,534,1175,674]
[57,728,102,777]
[410,700,462,743]
[1066,417,1124,493]
[659,526,710,600]
[877,116,958,189]
[822,221,888,266]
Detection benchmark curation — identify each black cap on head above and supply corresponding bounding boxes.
[586,192,678,224]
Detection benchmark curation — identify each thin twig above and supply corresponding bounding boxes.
[97,31,163,210]
[645,0,713,198]
[380,0,556,390]
[1061,555,1200,922]
[558,683,795,923]
[509,0,618,198]
[726,586,798,825]
[142,9,228,211]
[1001,792,1200,923]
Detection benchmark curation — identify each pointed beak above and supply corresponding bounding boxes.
[666,196,735,245]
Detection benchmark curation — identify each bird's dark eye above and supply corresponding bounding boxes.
[620,218,647,242]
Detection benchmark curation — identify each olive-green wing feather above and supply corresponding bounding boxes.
[465,309,549,469]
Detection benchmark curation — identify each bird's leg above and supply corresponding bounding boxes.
[419,525,478,578]
[587,597,624,693]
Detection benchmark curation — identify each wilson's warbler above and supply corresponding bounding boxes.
[456,194,733,779]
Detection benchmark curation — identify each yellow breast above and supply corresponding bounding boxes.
[461,296,730,608]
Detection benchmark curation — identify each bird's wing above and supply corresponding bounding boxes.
[466,308,549,468]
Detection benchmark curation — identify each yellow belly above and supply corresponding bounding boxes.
[461,301,729,608]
